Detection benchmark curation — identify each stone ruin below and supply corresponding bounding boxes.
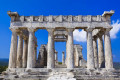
[36,44,86,68]
[1,10,120,80]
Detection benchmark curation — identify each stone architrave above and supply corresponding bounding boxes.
[86,28,95,69]
[27,28,35,68]
[93,37,99,68]
[67,28,74,69]
[98,34,105,68]
[8,28,18,68]
[17,33,23,68]
[104,29,113,69]
[22,38,28,68]
[47,28,55,69]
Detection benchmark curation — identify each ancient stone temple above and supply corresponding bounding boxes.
[2,10,120,80]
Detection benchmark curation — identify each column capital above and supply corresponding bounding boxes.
[28,27,36,32]
[105,28,111,32]
[17,32,23,36]
[10,28,19,32]
[66,28,74,32]
[47,28,55,33]
[85,28,93,32]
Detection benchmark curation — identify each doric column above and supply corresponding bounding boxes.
[47,28,55,69]
[67,28,74,69]
[33,36,37,67]
[65,40,68,65]
[22,38,28,68]
[62,51,65,64]
[17,33,23,68]
[104,29,113,69]
[27,28,35,68]
[93,37,99,68]
[55,51,58,63]
[86,29,95,69]
[98,34,105,68]
[9,28,18,68]
[34,45,37,65]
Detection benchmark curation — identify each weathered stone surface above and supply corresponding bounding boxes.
[17,34,23,68]
[55,50,58,64]
[67,28,74,69]
[9,28,18,68]
[37,45,47,67]
[47,28,55,69]
[98,34,105,68]
[27,28,35,68]
[22,39,28,68]
[93,37,99,68]
[8,10,114,29]
[74,44,87,68]
[62,51,65,64]
[86,29,95,69]
[104,29,113,69]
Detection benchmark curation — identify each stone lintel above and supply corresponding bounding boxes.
[10,21,112,29]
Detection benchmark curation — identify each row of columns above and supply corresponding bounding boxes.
[91,29,113,69]
[9,28,113,69]
[9,28,37,68]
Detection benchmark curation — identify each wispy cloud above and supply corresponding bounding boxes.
[73,20,120,42]
[110,20,120,39]
[73,29,86,42]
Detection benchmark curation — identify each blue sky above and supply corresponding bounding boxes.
[0,0,120,62]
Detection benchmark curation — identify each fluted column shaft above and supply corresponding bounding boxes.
[65,40,68,65]
[34,46,37,65]
[93,37,99,68]
[104,29,113,69]
[27,28,35,68]
[9,29,17,68]
[17,34,23,68]
[62,52,65,64]
[67,28,74,69]
[55,51,58,63]
[47,29,55,69]
[22,39,28,68]
[87,29,95,69]
[98,34,105,68]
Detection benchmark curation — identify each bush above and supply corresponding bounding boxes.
[58,62,62,64]
[0,66,8,74]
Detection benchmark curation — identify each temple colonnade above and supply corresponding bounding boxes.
[8,27,113,70]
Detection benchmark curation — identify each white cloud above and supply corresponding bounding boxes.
[110,20,120,39]
[73,29,86,42]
